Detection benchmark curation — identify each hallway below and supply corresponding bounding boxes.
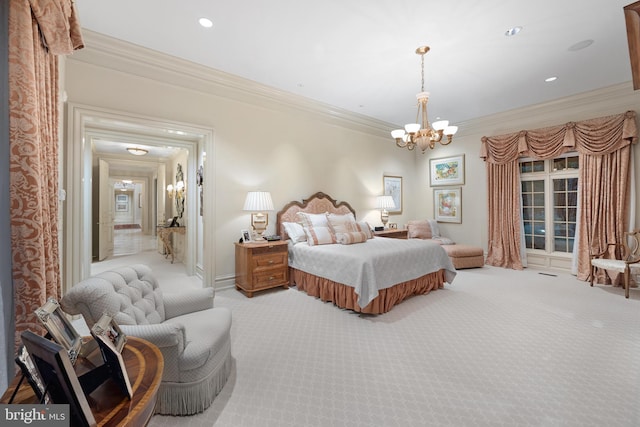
[90,228,201,291]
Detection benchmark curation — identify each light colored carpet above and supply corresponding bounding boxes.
[139,264,639,427]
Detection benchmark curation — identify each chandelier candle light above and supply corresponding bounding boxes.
[391,46,458,153]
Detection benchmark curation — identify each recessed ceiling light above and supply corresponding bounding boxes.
[505,26,522,37]
[568,39,594,51]
[198,17,213,28]
[545,76,558,82]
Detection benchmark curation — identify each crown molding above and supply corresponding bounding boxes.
[455,82,638,137]
[70,30,395,137]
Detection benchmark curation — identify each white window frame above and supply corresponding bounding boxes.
[520,153,579,258]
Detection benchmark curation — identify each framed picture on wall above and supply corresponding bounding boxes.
[430,154,465,186]
[116,203,128,212]
[383,175,402,214]
[434,187,462,223]
[115,194,127,202]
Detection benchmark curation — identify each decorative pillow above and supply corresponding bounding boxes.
[298,212,336,246]
[407,220,432,239]
[433,236,455,245]
[283,221,306,244]
[335,231,368,245]
[356,221,373,239]
[327,212,358,234]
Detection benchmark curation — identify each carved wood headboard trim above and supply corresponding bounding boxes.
[276,192,356,239]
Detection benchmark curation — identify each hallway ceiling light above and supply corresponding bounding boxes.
[391,46,458,153]
[126,147,148,156]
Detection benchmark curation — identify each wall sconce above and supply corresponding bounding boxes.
[376,195,396,229]
[166,180,185,198]
[243,191,274,240]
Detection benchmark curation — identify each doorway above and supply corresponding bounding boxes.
[64,104,215,294]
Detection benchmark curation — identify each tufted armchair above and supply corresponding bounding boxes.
[60,264,232,415]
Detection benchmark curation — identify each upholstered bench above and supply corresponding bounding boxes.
[441,244,485,269]
[406,219,484,269]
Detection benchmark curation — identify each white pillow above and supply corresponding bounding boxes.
[283,221,306,244]
[327,212,357,234]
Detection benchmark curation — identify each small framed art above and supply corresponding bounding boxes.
[434,187,462,223]
[92,313,127,353]
[241,229,252,243]
[21,330,97,426]
[430,154,465,186]
[35,298,83,364]
[383,175,403,214]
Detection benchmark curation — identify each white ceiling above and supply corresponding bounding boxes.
[75,0,634,132]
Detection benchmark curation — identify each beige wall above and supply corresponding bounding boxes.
[65,31,640,285]
[64,32,418,286]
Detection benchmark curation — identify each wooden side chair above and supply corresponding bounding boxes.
[590,229,640,298]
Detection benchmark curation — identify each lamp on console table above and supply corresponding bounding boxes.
[243,191,274,240]
[376,195,396,229]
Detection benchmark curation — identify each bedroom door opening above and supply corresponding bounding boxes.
[64,104,215,294]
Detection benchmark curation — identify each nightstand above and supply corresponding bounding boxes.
[373,228,408,239]
[234,240,289,297]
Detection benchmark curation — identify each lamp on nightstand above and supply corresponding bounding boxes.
[376,195,396,229]
[243,191,274,240]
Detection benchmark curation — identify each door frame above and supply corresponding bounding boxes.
[64,103,215,293]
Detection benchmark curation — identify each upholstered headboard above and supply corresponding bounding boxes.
[276,192,356,240]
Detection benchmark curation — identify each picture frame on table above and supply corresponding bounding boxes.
[241,229,252,243]
[14,345,48,403]
[383,175,403,214]
[91,313,127,353]
[90,316,133,399]
[429,154,465,186]
[434,187,462,223]
[35,298,83,364]
[20,330,97,427]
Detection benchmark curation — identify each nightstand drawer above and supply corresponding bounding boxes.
[252,252,287,270]
[254,269,288,287]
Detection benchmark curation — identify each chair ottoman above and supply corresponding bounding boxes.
[442,244,485,269]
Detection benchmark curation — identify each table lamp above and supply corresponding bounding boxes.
[376,195,396,229]
[243,191,274,240]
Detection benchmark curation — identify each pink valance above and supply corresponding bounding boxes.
[480,111,638,164]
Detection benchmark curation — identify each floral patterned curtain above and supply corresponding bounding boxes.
[480,111,638,279]
[8,0,83,352]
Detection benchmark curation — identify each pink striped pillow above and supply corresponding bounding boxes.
[335,231,368,245]
[297,212,336,246]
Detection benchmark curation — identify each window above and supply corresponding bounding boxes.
[520,155,578,254]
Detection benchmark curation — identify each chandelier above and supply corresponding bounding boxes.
[391,46,458,153]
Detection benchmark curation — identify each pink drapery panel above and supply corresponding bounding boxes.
[577,147,632,282]
[9,0,83,352]
[480,111,638,277]
[485,161,524,269]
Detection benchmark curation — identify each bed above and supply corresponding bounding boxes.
[276,192,456,314]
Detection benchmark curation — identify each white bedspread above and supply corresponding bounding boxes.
[289,237,456,308]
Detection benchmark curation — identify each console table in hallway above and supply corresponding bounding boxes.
[157,226,186,263]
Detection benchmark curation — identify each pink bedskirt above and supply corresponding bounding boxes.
[290,268,447,314]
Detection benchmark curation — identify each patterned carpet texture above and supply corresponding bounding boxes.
[146,266,639,427]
